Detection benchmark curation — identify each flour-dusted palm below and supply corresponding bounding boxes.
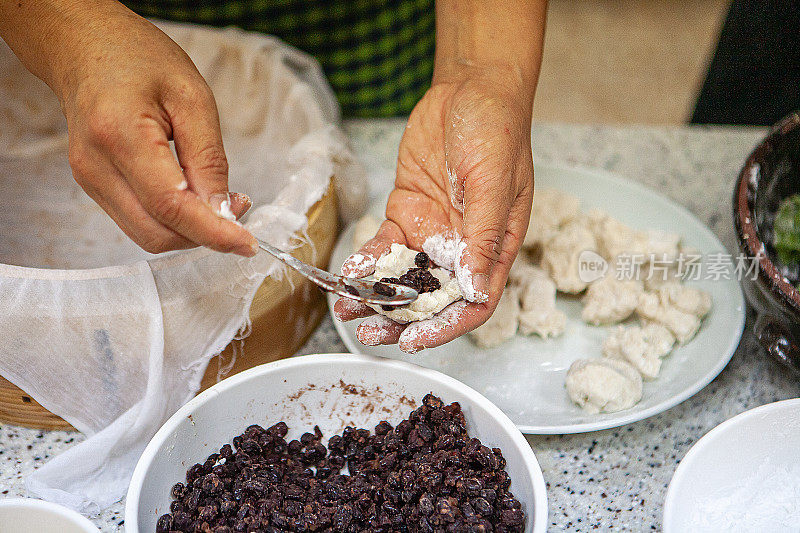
[333,76,535,353]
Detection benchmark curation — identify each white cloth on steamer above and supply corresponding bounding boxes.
[0,21,366,513]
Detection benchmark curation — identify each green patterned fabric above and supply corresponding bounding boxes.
[123,0,435,117]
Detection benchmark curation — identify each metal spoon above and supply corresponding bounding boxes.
[256,238,418,306]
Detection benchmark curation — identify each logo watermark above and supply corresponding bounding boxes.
[578,250,609,283]
[577,251,761,283]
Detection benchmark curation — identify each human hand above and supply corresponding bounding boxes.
[334,69,534,353]
[37,2,257,256]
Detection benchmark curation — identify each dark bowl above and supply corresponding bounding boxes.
[734,112,800,374]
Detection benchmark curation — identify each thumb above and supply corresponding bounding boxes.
[458,176,510,304]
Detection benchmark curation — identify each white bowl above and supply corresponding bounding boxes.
[664,398,800,532]
[126,353,548,532]
[0,498,99,532]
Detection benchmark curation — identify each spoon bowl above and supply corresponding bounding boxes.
[256,238,418,306]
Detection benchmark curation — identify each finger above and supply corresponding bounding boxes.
[458,172,515,303]
[164,79,253,223]
[69,146,196,253]
[333,297,375,321]
[163,79,231,201]
[104,115,257,257]
[398,300,483,353]
[92,180,198,254]
[483,162,534,293]
[340,252,377,279]
[341,220,406,278]
[357,315,406,346]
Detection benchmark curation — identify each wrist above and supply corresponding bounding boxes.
[0,0,86,97]
[433,0,546,114]
[0,0,137,103]
[432,60,536,110]
[46,1,135,103]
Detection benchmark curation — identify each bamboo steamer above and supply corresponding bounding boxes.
[0,183,339,430]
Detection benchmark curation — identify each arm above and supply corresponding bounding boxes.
[434,0,546,105]
[335,1,548,352]
[431,0,546,300]
[0,0,257,256]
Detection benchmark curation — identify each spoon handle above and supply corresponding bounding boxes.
[255,238,417,306]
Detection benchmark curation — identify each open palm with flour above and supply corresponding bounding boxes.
[334,73,535,353]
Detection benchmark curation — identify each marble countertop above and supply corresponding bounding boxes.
[2,120,799,532]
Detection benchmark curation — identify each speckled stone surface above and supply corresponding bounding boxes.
[2,120,799,532]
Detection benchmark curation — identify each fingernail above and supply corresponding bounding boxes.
[471,273,490,303]
[235,238,258,258]
[209,192,237,222]
[333,299,351,320]
[228,192,253,218]
[341,253,375,278]
[456,262,490,303]
[399,342,424,354]
[335,298,370,321]
[357,322,382,346]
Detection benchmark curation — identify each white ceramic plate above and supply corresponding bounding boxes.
[663,398,800,532]
[126,354,548,533]
[328,164,746,434]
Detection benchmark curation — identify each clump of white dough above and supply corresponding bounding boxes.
[468,287,520,348]
[523,188,581,251]
[565,358,643,414]
[602,323,675,380]
[582,277,643,325]
[369,243,463,324]
[516,262,566,338]
[350,188,713,416]
[541,220,598,294]
[457,187,712,415]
